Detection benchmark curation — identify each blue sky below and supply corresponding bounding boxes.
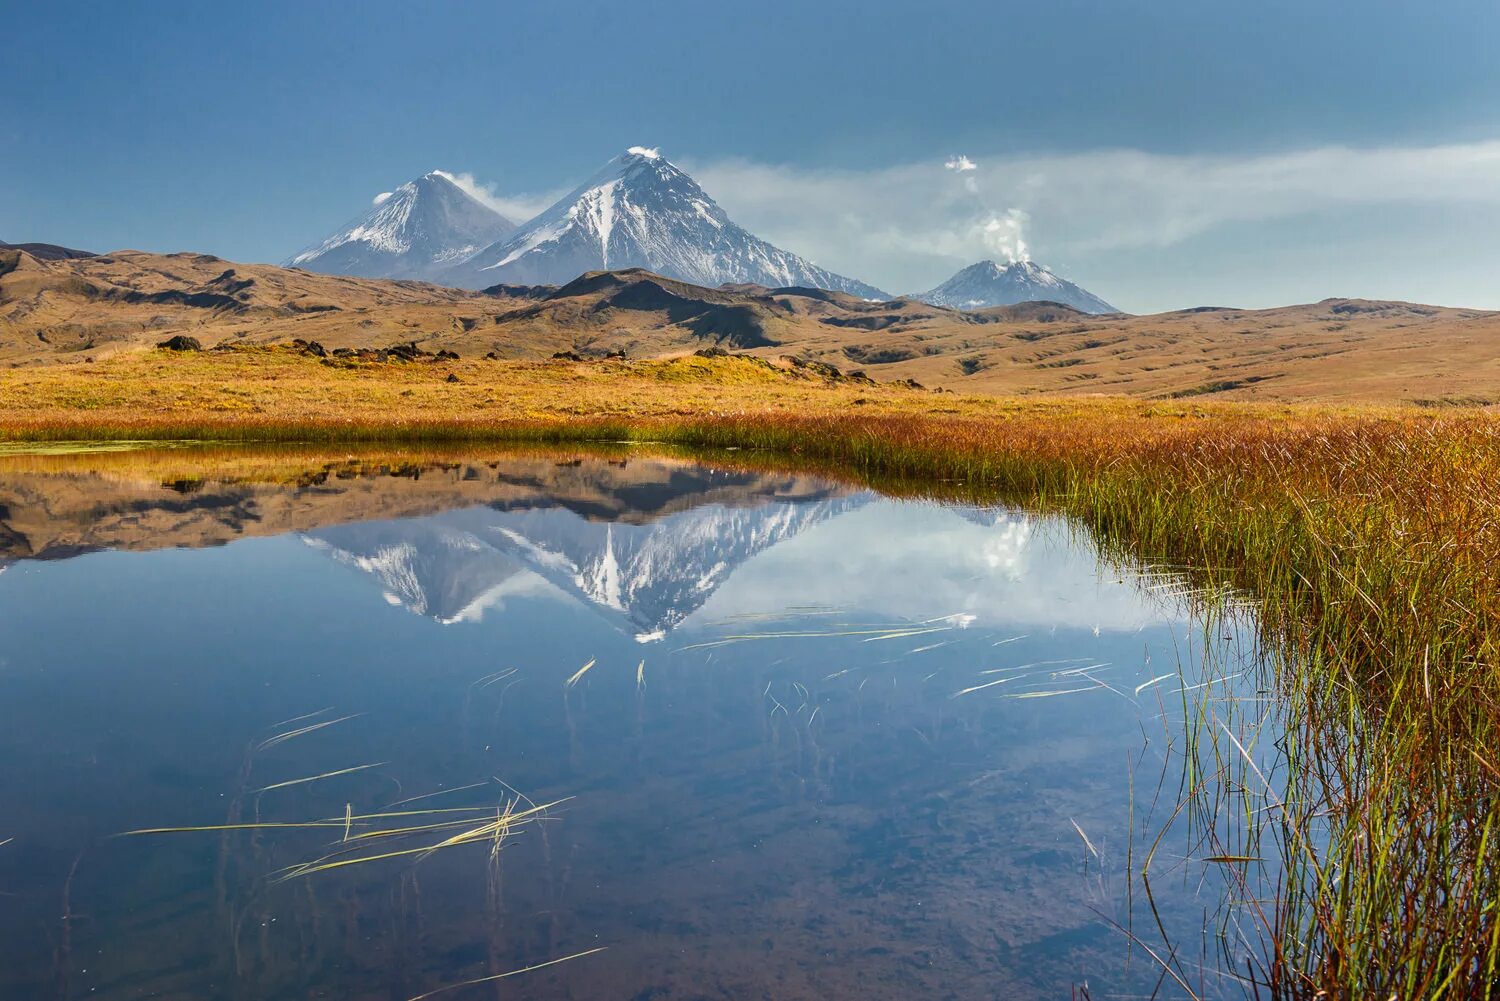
[6,1,1500,311]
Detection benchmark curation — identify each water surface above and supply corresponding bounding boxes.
[0,449,1262,999]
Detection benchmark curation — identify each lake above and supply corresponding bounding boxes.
[0,448,1270,999]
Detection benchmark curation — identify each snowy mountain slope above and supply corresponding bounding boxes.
[915,260,1117,314]
[444,148,889,298]
[287,171,515,281]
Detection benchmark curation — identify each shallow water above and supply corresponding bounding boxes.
[0,450,1267,999]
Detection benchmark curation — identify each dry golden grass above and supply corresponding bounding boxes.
[0,348,889,432]
[0,345,1405,441]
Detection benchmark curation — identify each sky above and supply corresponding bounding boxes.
[6,0,1500,312]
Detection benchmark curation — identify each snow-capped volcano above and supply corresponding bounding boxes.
[444,147,889,298]
[287,171,516,281]
[915,260,1117,314]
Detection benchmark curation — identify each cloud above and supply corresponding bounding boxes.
[692,504,1179,634]
[946,154,1028,263]
[976,209,1029,264]
[429,169,561,225]
[685,139,1500,297]
[371,191,393,206]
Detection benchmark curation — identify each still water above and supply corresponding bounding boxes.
[0,450,1265,999]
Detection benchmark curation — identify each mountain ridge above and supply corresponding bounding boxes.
[3,249,1496,402]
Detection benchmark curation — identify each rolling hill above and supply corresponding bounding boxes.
[0,239,95,261]
[2,246,1496,403]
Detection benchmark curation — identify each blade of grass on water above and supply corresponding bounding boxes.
[385,782,493,809]
[405,946,609,1001]
[1006,685,1102,700]
[565,659,596,688]
[252,762,386,795]
[951,676,1017,698]
[1069,818,1100,860]
[1134,672,1177,696]
[256,713,363,753]
[265,706,335,731]
[119,822,351,837]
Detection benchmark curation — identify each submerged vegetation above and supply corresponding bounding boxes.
[2,350,1497,995]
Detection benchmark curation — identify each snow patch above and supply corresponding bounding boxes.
[578,179,621,265]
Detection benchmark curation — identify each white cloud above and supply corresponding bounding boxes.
[684,139,1500,298]
[945,154,977,172]
[976,208,1029,264]
[372,191,393,206]
[429,169,562,225]
[691,504,1180,634]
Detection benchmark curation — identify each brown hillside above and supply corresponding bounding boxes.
[2,249,1496,403]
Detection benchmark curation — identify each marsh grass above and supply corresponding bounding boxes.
[1129,578,1498,998]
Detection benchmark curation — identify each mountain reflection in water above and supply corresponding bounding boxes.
[304,488,868,635]
[0,450,1262,1000]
